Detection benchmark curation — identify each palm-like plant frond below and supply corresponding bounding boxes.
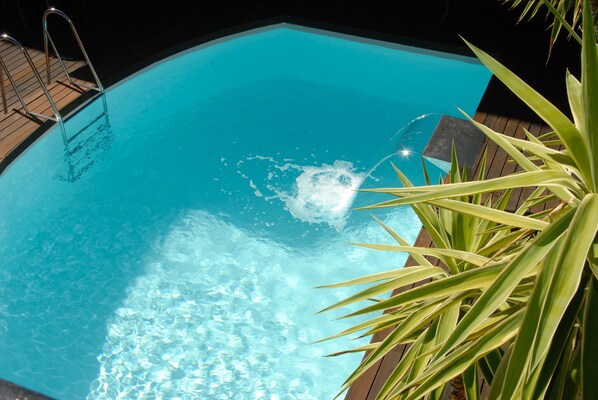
[322,1,598,398]
[506,0,597,52]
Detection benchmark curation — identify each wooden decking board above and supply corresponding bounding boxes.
[474,105,516,181]
[9,57,85,98]
[0,47,71,86]
[3,51,47,80]
[0,89,82,156]
[1,41,83,78]
[365,237,444,399]
[1,77,82,134]
[503,111,538,212]
[345,232,439,400]
[1,43,86,114]
[488,116,528,207]
[0,78,92,163]
[346,271,418,399]
[473,51,538,209]
[471,119,519,210]
[507,103,539,198]
[529,124,558,215]
[5,79,85,124]
[0,89,62,137]
[514,121,545,214]
[366,348,407,400]
[1,59,85,120]
[0,43,22,64]
[476,46,534,175]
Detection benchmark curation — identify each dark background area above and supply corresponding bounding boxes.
[0,1,581,99]
[0,0,563,55]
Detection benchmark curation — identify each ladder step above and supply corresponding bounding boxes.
[61,110,113,182]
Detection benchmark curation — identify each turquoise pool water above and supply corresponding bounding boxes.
[0,25,491,399]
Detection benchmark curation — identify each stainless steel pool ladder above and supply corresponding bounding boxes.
[0,34,63,125]
[0,8,103,123]
[43,8,104,94]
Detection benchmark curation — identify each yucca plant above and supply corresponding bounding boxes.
[322,0,598,398]
[506,0,597,52]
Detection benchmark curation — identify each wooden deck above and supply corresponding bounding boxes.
[0,40,93,168]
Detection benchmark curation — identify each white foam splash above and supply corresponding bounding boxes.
[279,161,365,231]
[238,156,366,231]
[248,180,262,197]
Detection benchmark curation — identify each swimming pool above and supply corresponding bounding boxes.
[0,25,491,399]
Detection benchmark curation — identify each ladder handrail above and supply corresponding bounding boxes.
[42,8,104,93]
[0,58,8,113]
[0,34,62,123]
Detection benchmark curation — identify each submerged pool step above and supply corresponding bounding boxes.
[0,377,52,400]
